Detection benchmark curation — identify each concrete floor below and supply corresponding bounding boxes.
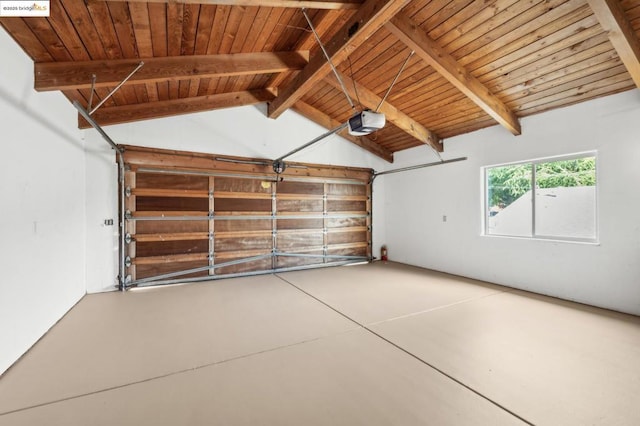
[0,262,639,425]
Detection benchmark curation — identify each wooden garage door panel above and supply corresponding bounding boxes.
[214,198,271,212]
[277,232,324,250]
[276,251,324,268]
[136,260,209,280]
[137,196,209,212]
[327,183,367,196]
[136,173,209,190]
[214,177,271,194]
[276,199,323,212]
[214,219,272,232]
[215,236,273,252]
[136,240,210,258]
[328,230,368,245]
[122,146,372,285]
[327,217,367,229]
[136,220,209,234]
[277,218,324,230]
[327,200,367,212]
[214,255,272,275]
[277,181,324,195]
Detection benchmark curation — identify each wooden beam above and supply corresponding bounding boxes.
[36,51,309,91]
[386,14,522,136]
[99,0,363,9]
[268,0,410,119]
[587,0,640,88]
[78,89,275,128]
[293,100,394,162]
[324,74,441,152]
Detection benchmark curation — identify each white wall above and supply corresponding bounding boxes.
[0,29,86,375]
[84,104,388,292]
[383,90,640,316]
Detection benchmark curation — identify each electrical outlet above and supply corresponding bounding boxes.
[104,219,114,226]
[442,215,447,222]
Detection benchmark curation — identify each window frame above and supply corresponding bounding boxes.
[483,151,598,243]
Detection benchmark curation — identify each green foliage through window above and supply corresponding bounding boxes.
[485,154,597,241]
[487,157,596,209]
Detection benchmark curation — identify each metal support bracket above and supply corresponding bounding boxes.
[88,61,144,115]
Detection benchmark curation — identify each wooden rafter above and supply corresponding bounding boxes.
[386,14,522,136]
[323,74,441,152]
[78,89,275,128]
[36,51,309,91]
[268,0,410,119]
[98,0,363,9]
[293,100,394,162]
[587,0,640,88]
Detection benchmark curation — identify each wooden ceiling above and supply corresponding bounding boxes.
[2,0,639,162]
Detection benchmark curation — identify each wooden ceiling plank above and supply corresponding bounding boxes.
[128,2,160,102]
[105,0,142,104]
[447,0,568,61]
[425,0,497,42]
[513,73,634,114]
[265,9,336,93]
[486,33,612,92]
[247,7,290,89]
[147,3,168,56]
[60,0,109,60]
[231,6,261,54]
[412,0,474,31]
[167,2,184,56]
[193,5,216,54]
[99,0,363,10]
[506,64,630,107]
[472,12,600,78]
[213,5,245,93]
[127,6,152,56]
[182,3,201,55]
[432,0,521,49]
[179,3,202,97]
[515,79,635,117]
[292,101,394,162]
[462,2,593,73]
[22,17,73,62]
[268,0,411,119]
[323,73,441,151]
[588,0,640,88]
[387,13,521,136]
[226,6,262,92]
[106,1,139,58]
[86,1,124,60]
[205,5,229,54]
[79,89,276,128]
[35,51,310,91]
[48,0,91,61]
[0,19,53,62]
[498,51,623,102]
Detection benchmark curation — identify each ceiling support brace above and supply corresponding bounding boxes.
[302,8,355,111]
[74,101,128,292]
[372,157,467,181]
[273,121,348,172]
[376,50,414,112]
[87,61,144,115]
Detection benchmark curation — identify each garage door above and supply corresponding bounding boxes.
[121,145,372,288]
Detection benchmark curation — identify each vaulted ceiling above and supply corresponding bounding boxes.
[2,0,639,162]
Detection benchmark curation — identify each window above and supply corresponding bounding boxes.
[484,153,597,242]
